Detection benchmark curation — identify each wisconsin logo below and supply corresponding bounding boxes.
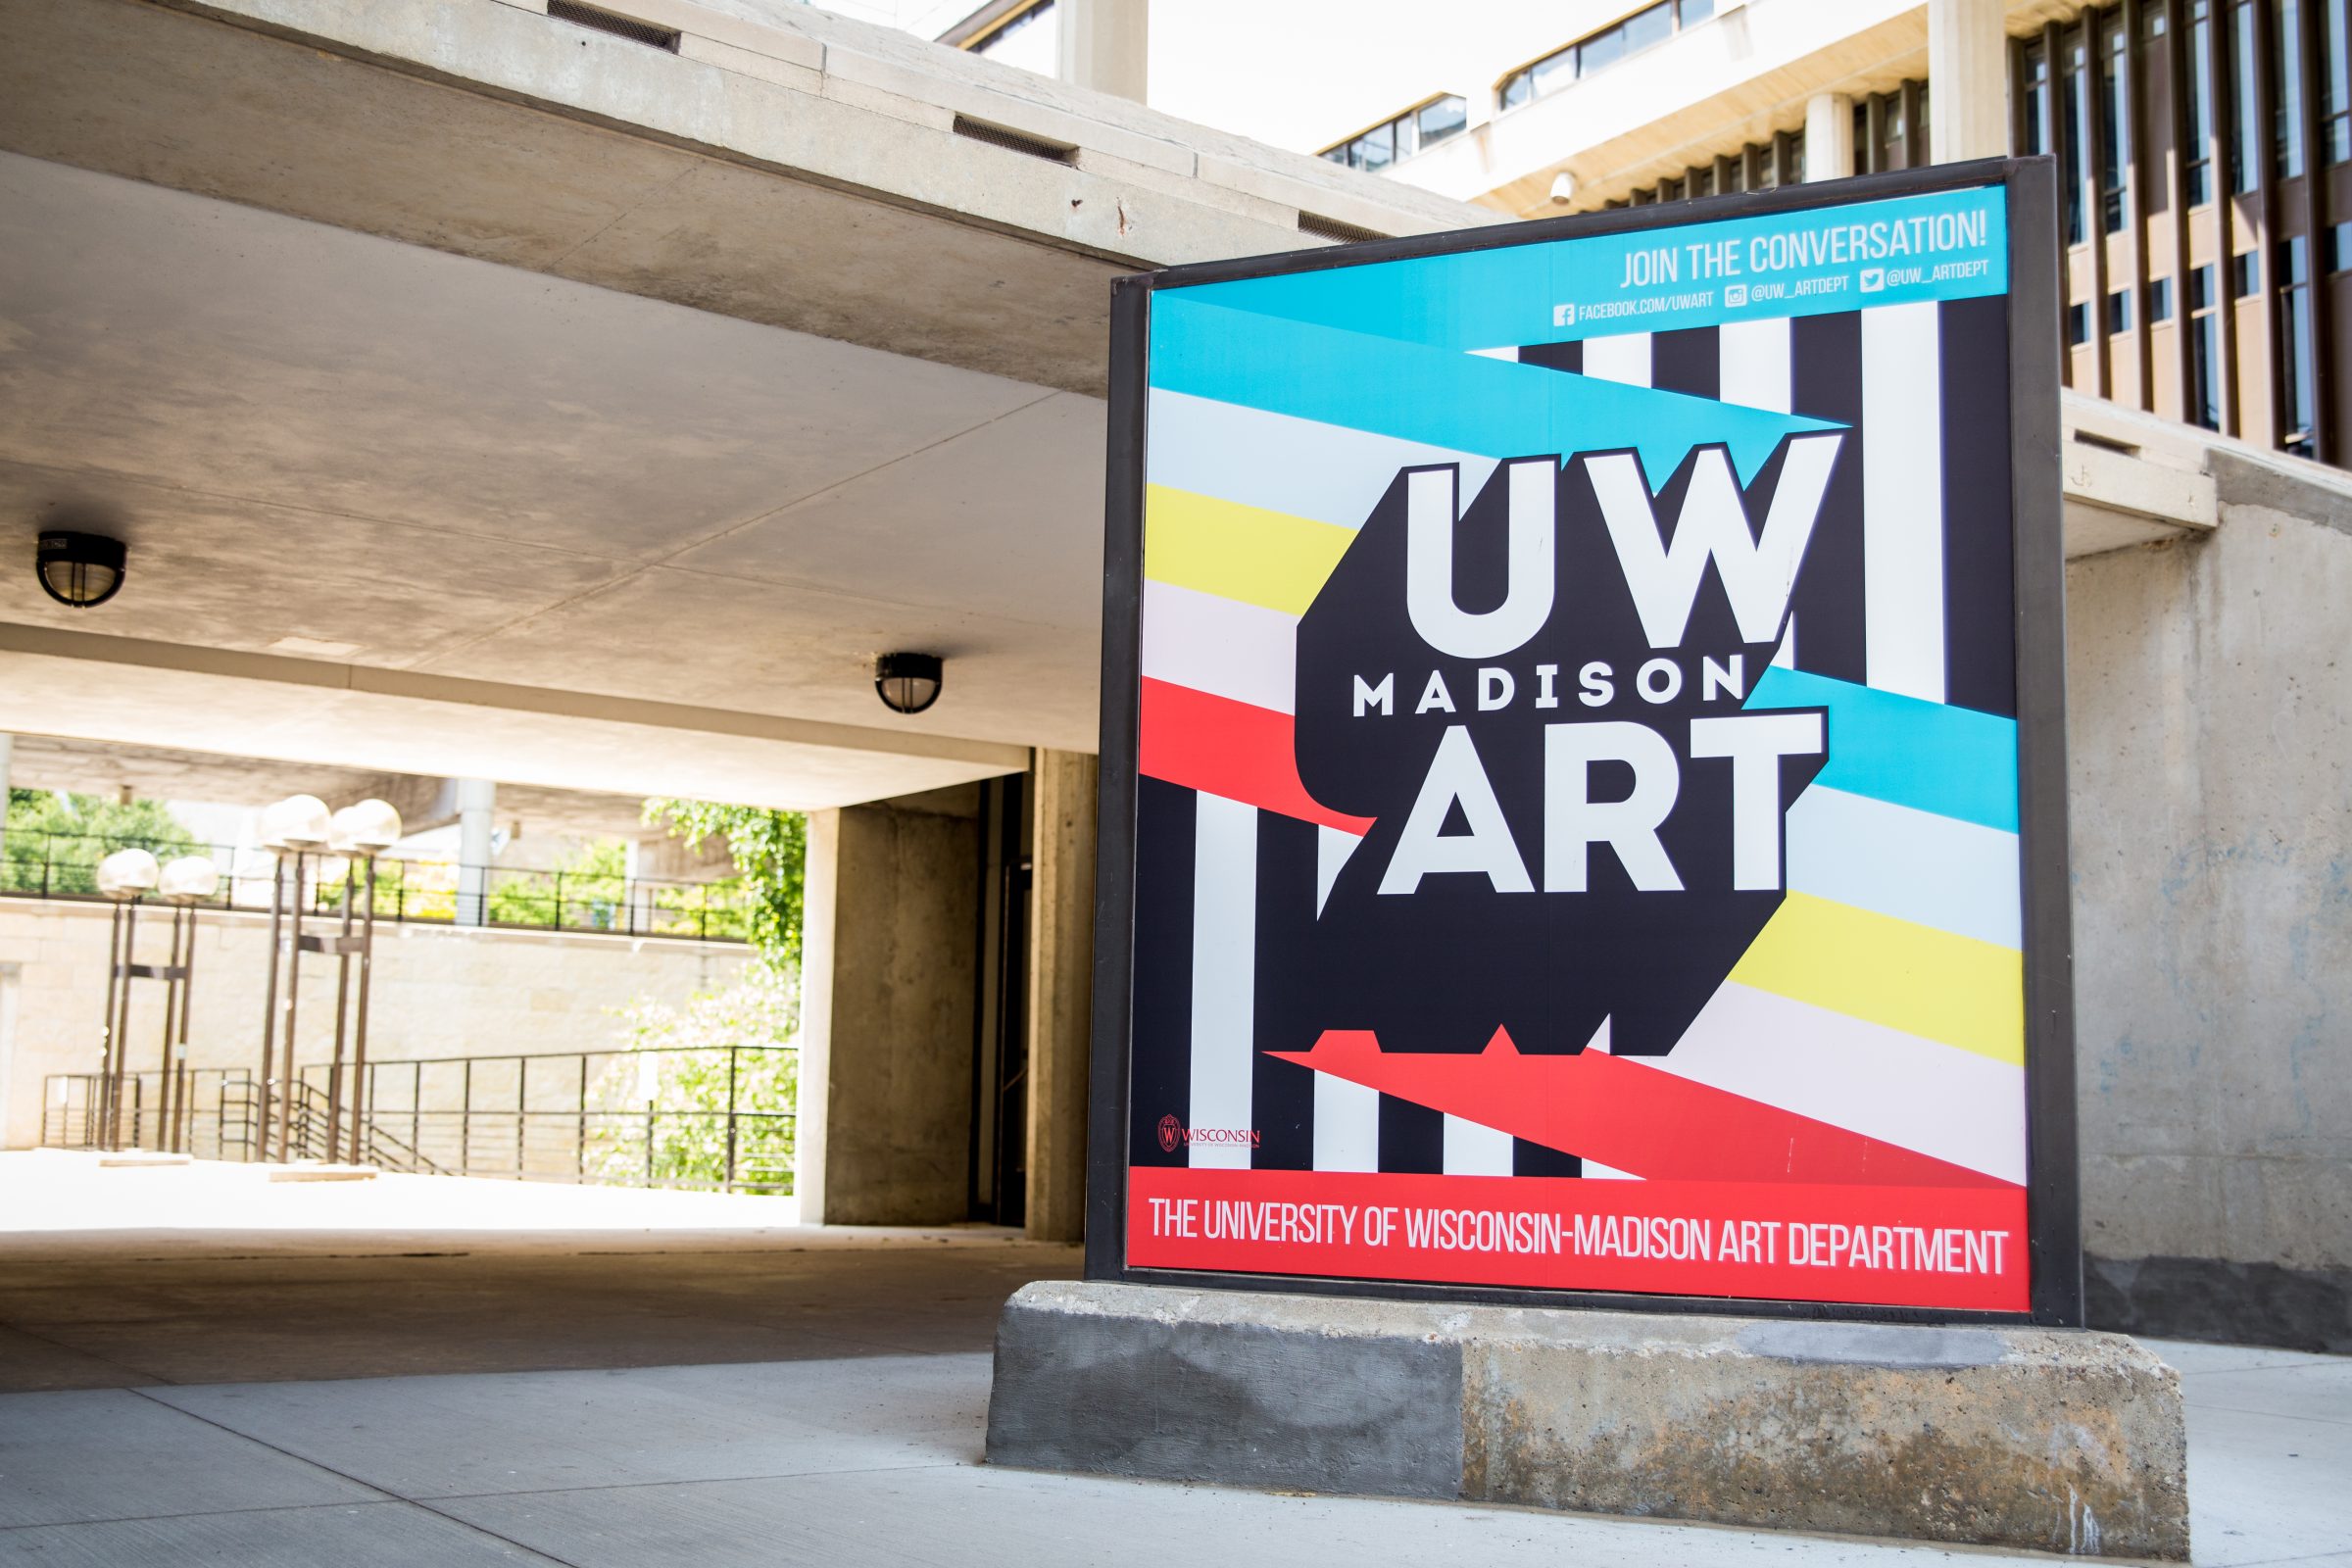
[1272,432,1842,1061]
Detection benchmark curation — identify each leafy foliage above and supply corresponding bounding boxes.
[585,968,799,1193]
[642,800,806,964]
[2,789,200,895]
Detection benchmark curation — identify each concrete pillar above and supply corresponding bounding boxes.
[1057,0,1148,103]
[796,785,980,1226]
[1024,749,1097,1243]
[1929,0,2009,163]
[1805,92,1855,182]
[454,778,494,925]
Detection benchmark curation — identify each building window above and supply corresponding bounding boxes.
[1496,0,1714,112]
[1626,128,1800,206]
[2232,250,2261,294]
[2280,238,2317,452]
[2230,1,2261,194]
[1321,94,1469,171]
[2279,0,2309,177]
[2150,275,2175,321]
[2325,0,2352,161]
[2187,1,2216,204]
[2101,15,2131,232]
[2188,264,2223,429]
[2063,26,2090,244]
[2068,302,2092,345]
[2021,39,2053,158]
[2328,220,2352,270]
[2108,290,2133,333]
[964,0,1057,74]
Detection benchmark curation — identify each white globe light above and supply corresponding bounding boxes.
[261,794,332,850]
[95,848,161,899]
[329,799,404,855]
[157,856,220,903]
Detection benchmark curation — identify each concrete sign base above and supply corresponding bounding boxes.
[985,1281,2189,1559]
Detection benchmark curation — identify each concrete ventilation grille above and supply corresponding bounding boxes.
[952,116,1077,165]
[548,0,682,51]
[1298,212,1388,244]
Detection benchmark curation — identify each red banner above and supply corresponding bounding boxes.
[1129,1167,2030,1311]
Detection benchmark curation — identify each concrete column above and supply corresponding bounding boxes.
[1057,0,1148,103]
[1805,92,1855,182]
[1929,0,2009,163]
[1024,749,1097,1243]
[796,785,980,1226]
[454,778,494,926]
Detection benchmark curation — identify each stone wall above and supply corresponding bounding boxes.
[0,897,751,1151]
[2066,450,2352,1350]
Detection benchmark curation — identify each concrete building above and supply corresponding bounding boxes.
[0,0,2336,1348]
[0,0,1480,1243]
[930,0,2350,1348]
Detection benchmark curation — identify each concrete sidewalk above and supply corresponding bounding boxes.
[0,1155,2342,1564]
[0,1337,2344,1564]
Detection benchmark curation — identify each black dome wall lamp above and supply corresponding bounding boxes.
[36,531,126,609]
[874,652,944,715]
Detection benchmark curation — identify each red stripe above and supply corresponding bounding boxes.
[1138,678,1372,834]
[1269,1029,2014,1190]
[1128,1168,2029,1310]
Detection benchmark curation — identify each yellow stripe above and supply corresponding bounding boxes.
[1729,893,2025,1066]
[1144,484,1355,615]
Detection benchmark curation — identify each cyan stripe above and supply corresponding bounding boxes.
[1747,666,2019,832]
[1176,186,2008,351]
[1785,786,2021,949]
[1149,295,1837,486]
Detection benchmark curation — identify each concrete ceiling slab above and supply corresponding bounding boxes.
[0,626,1027,813]
[0,0,1492,805]
[0,459,627,669]
[667,391,1106,626]
[0,154,1051,570]
[0,0,1481,400]
[0,153,1102,760]
[419,564,1102,752]
[1,735,668,847]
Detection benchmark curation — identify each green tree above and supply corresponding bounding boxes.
[585,967,798,1192]
[641,800,805,965]
[4,789,200,895]
[485,837,627,929]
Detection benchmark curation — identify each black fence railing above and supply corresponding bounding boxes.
[44,1046,795,1197]
[298,1047,796,1195]
[0,831,752,942]
[43,1067,257,1160]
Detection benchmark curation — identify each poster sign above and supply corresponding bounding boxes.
[1091,163,2078,1323]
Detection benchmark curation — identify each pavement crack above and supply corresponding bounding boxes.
[123,1388,589,1568]
[0,1316,174,1389]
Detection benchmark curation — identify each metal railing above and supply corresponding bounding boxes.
[43,1067,257,1160]
[299,1047,796,1195]
[44,1046,795,1197]
[0,831,752,942]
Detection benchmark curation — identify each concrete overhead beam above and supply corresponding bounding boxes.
[0,0,1489,398]
[2060,390,2225,559]
[0,622,1027,812]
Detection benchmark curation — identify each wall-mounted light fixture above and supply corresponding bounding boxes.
[35,531,127,609]
[874,652,945,715]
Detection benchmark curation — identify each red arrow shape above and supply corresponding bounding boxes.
[1269,1028,2014,1189]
